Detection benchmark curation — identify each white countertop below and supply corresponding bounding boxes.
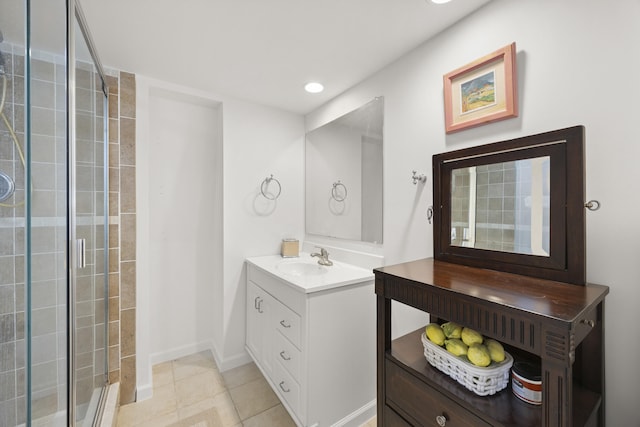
[246,252,375,293]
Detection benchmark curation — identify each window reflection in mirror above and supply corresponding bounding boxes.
[305,97,383,244]
[450,156,550,256]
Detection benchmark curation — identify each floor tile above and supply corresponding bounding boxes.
[173,353,218,382]
[175,370,226,408]
[221,362,262,390]
[362,416,377,427]
[172,407,240,427]
[117,382,177,425]
[152,361,174,389]
[136,412,179,427]
[241,404,296,427]
[228,377,280,421]
[177,391,240,426]
[115,351,370,427]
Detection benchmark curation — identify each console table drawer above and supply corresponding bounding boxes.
[386,360,490,427]
[384,406,412,427]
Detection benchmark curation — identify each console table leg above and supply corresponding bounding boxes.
[376,294,391,426]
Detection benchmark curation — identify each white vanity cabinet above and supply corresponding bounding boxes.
[245,255,376,427]
[246,281,274,377]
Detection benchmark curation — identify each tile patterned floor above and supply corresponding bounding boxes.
[116,350,377,427]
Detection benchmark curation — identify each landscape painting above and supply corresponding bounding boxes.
[460,70,496,114]
[443,42,518,133]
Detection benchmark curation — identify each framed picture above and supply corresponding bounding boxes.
[443,42,518,133]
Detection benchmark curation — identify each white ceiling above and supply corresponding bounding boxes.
[84,0,489,114]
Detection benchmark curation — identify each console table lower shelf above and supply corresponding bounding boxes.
[383,328,602,427]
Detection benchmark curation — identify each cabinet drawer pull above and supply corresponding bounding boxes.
[279,381,290,393]
[254,297,261,310]
[280,320,291,328]
[436,415,447,426]
[257,298,264,313]
[581,318,595,328]
[280,351,291,361]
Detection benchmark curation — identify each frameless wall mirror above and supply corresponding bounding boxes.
[305,97,384,244]
[433,126,586,284]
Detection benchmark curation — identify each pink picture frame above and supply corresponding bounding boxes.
[443,43,518,133]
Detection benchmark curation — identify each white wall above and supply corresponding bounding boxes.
[306,0,640,424]
[136,79,224,398]
[146,88,222,361]
[220,99,305,368]
[136,76,304,398]
[134,2,639,420]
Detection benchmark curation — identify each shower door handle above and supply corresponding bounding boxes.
[76,238,86,269]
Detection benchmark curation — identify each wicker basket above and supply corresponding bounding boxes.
[421,333,513,396]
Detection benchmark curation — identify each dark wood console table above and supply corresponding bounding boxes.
[375,258,608,427]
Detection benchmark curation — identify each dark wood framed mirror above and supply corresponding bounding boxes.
[433,126,586,284]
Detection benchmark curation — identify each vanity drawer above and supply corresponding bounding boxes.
[275,330,301,381]
[273,298,302,349]
[386,360,490,427]
[273,357,300,415]
[247,264,304,314]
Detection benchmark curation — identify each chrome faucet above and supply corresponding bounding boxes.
[310,247,333,266]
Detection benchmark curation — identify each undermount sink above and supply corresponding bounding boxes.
[276,261,328,277]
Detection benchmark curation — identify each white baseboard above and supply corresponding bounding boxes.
[331,399,376,427]
[149,341,213,366]
[136,382,153,402]
[213,347,253,372]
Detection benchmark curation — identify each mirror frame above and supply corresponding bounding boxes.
[433,126,585,284]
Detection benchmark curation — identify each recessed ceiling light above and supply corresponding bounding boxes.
[304,82,324,93]
[431,0,452,3]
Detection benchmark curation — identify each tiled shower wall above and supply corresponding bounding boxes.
[474,162,517,252]
[451,163,518,251]
[450,167,471,245]
[106,71,137,405]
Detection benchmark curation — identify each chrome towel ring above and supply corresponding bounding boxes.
[261,174,281,200]
[331,181,347,202]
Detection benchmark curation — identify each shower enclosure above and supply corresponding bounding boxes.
[0,0,109,425]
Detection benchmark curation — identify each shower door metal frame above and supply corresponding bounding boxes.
[67,0,109,425]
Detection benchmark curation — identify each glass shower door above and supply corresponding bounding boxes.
[70,7,109,425]
[24,0,70,425]
[0,1,109,425]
